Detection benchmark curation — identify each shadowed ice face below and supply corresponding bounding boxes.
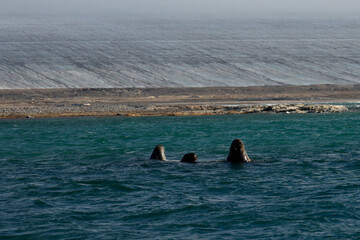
[150,144,166,161]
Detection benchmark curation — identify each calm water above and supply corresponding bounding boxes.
[1,112,360,239]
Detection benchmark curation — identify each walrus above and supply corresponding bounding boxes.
[150,144,167,161]
[226,139,251,163]
[181,153,197,163]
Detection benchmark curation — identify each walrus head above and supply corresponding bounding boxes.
[226,139,251,163]
[150,144,166,161]
[181,153,197,163]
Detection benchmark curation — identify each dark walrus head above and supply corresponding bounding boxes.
[226,139,251,163]
[181,153,197,163]
[150,144,166,161]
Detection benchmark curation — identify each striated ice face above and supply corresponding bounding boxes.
[1,16,360,89]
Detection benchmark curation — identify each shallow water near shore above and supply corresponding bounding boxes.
[1,112,360,239]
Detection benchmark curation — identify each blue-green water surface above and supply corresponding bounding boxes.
[1,112,360,239]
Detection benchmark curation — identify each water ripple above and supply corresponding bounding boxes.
[0,112,360,239]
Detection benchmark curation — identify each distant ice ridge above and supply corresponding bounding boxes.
[1,17,360,89]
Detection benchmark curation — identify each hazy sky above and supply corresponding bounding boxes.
[1,0,360,18]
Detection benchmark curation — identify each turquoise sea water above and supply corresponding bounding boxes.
[1,111,359,239]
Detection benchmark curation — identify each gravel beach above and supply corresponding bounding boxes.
[0,84,359,118]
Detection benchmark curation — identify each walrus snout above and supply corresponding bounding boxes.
[150,144,167,161]
[227,138,251,163]
[181,153,197,163]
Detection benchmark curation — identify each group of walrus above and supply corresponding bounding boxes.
[150,139,251,163]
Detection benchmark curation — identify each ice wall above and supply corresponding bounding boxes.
[1,17,359,89]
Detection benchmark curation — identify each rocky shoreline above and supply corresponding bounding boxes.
[0,85,357,119]
[0,103,349,119]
